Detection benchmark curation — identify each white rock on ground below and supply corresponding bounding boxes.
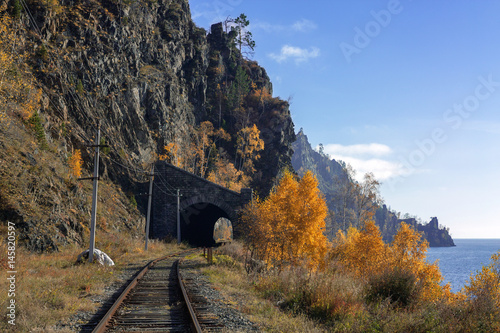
[76,249,115,266]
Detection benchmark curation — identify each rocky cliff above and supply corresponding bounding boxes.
[418,217,455,247]
[291,129,345,196]
[0,0,295,251]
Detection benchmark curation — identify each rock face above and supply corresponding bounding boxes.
[292,129,345,195]
[377,208,455,247]
[30,0,294,189]
[32,0,212,176]
[0,0,296,251]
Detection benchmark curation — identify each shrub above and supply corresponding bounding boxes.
[127,192,137,208]
[10,0,22,18]
[76,79,84,95]
[28,111,48,149]
[366,267,418,307]
[99,137,110,155]
[36,44,48,60]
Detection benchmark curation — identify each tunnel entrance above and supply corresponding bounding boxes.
[180,203,229,247]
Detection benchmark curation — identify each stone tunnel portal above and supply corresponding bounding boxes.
[180,202,230,247]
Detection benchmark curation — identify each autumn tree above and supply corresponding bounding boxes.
[243,170,329,270]
[249,82,272,116]
[331,221,447,304]
[192,121,230,177]
[159,141,183,167]
[68,149,82,178]
[159,121,230,177]
[331,220,386,278]
[235,124,264,173]
[207,157,248,192]
[387,222,445,303]
[463,251,500,314]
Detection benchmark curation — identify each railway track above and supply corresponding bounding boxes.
[92,249,223,332]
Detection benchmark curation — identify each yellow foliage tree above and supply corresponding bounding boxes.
[158,121,230,177]
[331,221,447,304]
[464,251,500,311]
[68,149,82,178]
[236,124,264,173]
[387,222,446,303]
[159,141,183,166]
[250,82,272,114]
[243,170,329,270]
[193,121,230,177]
[207,158,248,192]
[332,220,386,278]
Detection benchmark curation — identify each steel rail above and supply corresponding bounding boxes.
[92,249,197,333]
[177,259,203,333]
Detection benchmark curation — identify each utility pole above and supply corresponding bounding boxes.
[88,121,101,263]
[177,189,181,244]
[144,164,154,251]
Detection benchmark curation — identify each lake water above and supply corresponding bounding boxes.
[426,239,500,292]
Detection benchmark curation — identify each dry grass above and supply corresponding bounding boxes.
[201,242,500,333]
[0,233,186,332]
[199,242,328,332]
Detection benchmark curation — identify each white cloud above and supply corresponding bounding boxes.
[321,143,408,182]
[323,143,392,157]
[331,155,406,182]
[269,45,320,64]
[292,19,317,32]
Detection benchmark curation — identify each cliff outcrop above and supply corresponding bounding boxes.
[0,0,295,251]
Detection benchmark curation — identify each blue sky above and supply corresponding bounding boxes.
[188,0,500,238]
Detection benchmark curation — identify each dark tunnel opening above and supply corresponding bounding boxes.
[180,203,229,247]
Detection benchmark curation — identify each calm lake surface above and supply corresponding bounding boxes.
[426,239,500,292]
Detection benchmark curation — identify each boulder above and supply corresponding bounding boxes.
[76,248,115,266]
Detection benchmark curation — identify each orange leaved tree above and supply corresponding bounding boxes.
[243,170,329,270]
[68,149,82,178]
[332,221,448,305]
[463,251,500,314]
[235,124,264,173]
[331,220,386,279]
[387,222,446,303]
